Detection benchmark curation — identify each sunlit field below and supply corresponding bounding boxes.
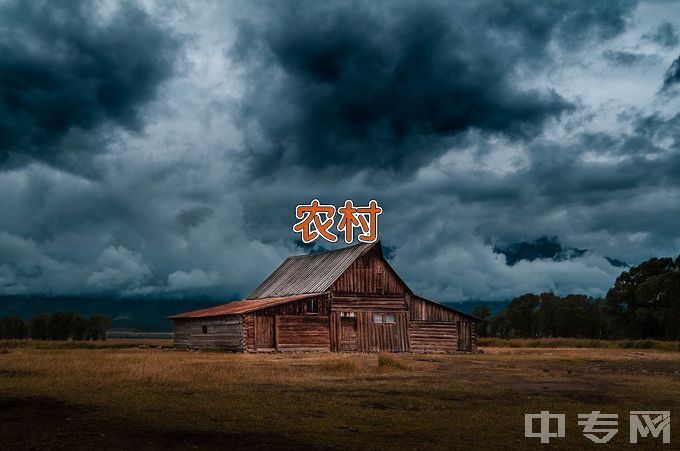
[1,340,678,450]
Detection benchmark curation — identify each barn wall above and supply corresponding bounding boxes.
[356,311,409,352]
[408,296,478,353]
[409,321,458,353]
[254,294,330,316]
[331,247,407,296]
[173,319,192,347]
[172,316,243,351]
[410,296,462,322]
[277,315,330,351]
[243,294,331,352]
[329,311,340,351]
[458,319,477,352]
[244,314,255,352]
[331,295,406,311]
[470,322,478,353]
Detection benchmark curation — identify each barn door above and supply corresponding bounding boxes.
[340,317,358,351]
[457,321,471,352]
[255,315,275,350]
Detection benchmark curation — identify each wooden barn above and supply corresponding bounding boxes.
[169,241,478,353]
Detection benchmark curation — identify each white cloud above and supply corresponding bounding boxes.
[167,268,221,290]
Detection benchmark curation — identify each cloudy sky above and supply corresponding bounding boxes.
[1,0,680,303]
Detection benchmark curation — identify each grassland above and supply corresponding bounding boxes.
[479,337,680,351]
[1,340,679,450]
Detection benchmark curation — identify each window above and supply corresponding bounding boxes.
[202,325,208,334]
[341,312,356,317]
[374,313,395,324]
[308,299,318,314]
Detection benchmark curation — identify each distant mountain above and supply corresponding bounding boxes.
[0,296,223,331]
[604,257,628,268]
[493,236,628,267]
[0,296,510,329]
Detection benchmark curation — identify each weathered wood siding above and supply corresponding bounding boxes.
[242,294,331,352]
[408,296,477,353]
[329,248,410,352]
[410,296,462,322]
[173,320,192,347]
[409,321,458,353]
[255,315,275,349]
[244,314,255,352]
[276,315,330,351]
[331,247,406,295]
[172,316,243,351]
[330,310,408,352]
[358,311,409,352]
[252,294,330,316]
[470,322,477,353]
[329,311,341,352]
[331,295,406,311]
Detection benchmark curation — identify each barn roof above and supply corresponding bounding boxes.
[167,293,323,319]
[245,241,379,299]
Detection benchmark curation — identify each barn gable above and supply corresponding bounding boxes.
[246,242,379,299]
[330,244,411,296]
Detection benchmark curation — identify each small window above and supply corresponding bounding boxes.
[373,314,383,324]
[384,314,396,324]
[202,325,208,334]
[308,299,318,314]
[341,312,356,317]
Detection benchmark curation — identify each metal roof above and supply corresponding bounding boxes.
[246,242,378,299]
[167,293,323,319]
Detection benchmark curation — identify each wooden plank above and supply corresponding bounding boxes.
[331,296,406,312]
[410,297,461,322]
[340,316,358,351]
[172,317,244,351]
[253,294,330,316]
[408,321,458,353]
[329,311,340,352]
[276,315,330,351]
[330,246,407,296]
[352,310,408,352]
[243,314,255,352]
[255,315,275,348]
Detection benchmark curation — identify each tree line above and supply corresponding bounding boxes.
[0,312,111,340]
[474,255,680,340]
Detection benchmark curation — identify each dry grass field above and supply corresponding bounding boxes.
[1,340,679,450]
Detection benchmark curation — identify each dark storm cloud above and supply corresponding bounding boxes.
[177,206,214,232]
[603,50,651,66]
[661,55,680,92]
[231,0,636,174]
[4,0,677,303]
[0,0,181,164]
[486,0,635,50]
[643,21,679,48]
[634,112,680,142]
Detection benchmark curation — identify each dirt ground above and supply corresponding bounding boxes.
[0,342,678,450]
